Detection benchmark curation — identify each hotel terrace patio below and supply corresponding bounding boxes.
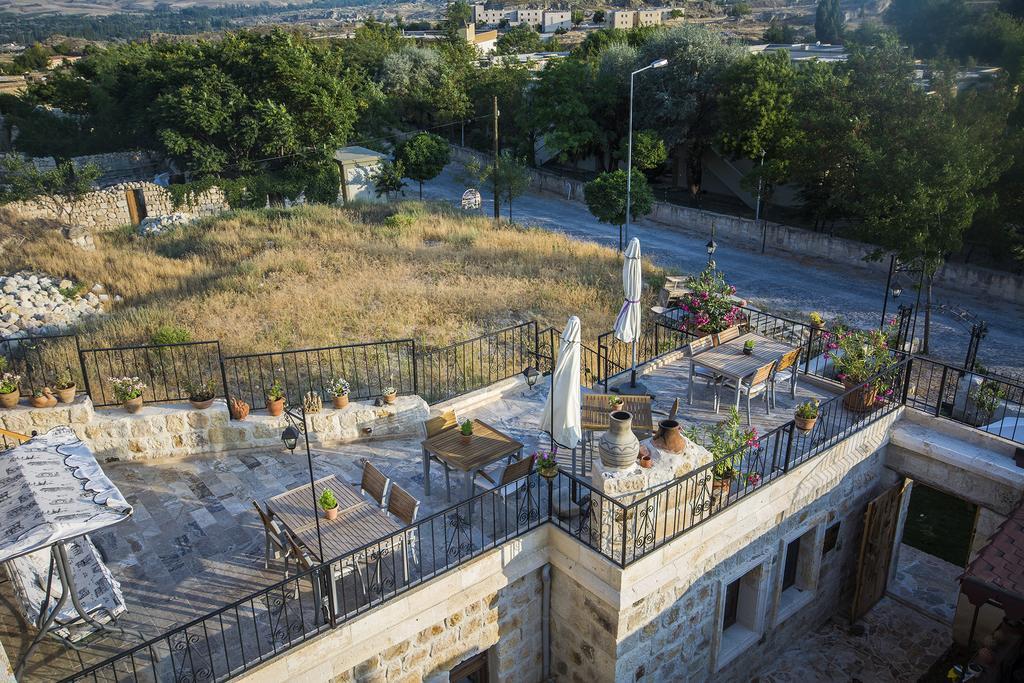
[0,342,850,682]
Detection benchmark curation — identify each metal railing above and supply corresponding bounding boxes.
[222,339,417,409]
[0,333,83,397]
[595,322,694,391]
[78,341,226,408]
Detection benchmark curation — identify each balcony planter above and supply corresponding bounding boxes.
[538,464,558,480]
[711,475,732,502]
[124,396,144,414]
[266,398,284,416]
[382,388,397,405]
[189,398,214,410]
[332,394,349,409]
[842,379,878,413]
[794,415,818,433]
[56,385,77,404]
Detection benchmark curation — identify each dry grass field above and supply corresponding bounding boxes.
[1,201,665,354]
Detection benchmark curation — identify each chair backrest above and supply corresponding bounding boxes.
[284,533,314,572]
[750,361,776,387]
[688,335,715,356]
[360,461,391,506]
[252,500,279,534]
[776,348,801,374]
[715,326,741,345]
[500,456,535,486]
[424,410,458,438]
[387,483,420,526]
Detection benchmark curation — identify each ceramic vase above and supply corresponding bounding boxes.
[599,410,640,470]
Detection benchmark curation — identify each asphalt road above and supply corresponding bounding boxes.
[421,167,1024,376]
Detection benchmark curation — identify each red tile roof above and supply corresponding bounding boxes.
[961,500,1024,619]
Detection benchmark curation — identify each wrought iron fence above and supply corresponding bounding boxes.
[417,322,540,404]
[595,322,694,392]
[0,333,83,397]
[539,326,604,390]
[221,340,417,410]
[78,341,226,408]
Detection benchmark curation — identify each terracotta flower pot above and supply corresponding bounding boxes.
[189,398,214,410]
[56,386,76,404]
[332,394,349,409]
[599,410,640,470]
[655,419,688,453]
[266,397,284,416]
[323,506,338,521]
[0,390,18,409]
[638,453,653,468]
[712,476,732,502]
[842,379,878,412]
[382,392,397,405]
[124,396,144,413]
[794,415,818,433]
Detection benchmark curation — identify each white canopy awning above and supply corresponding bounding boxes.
[540,316,582,450]
[0,426,133,563]
[614,237,642,344]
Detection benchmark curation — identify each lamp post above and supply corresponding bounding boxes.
[624,58,668,251]
[706,220,717,272]
[282,406,324,562]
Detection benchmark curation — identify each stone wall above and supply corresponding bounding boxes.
[0,151,165,187]
[0,395,428,461]
[2,181,227,231]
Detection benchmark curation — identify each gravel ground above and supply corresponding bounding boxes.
[422,168,1024,377]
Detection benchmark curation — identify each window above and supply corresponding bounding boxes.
[822,522,841,555]
[715,562,769,671]
[450,651,489,683]
[782,537,801,591]
[723,577,740,629]
[775,524,823,625]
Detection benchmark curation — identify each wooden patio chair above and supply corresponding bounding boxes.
[387,483,420,573]
[360,461,392,509]
[422,410,458,501]
[474,456,537,531]
[720,361,776,425]
[251,500,288,570]
[770,348,803,406]
[687,334,720,399]
[714,326,741,346]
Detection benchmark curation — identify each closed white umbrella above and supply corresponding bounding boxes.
[540,316,582,453]
[614,237,643,388]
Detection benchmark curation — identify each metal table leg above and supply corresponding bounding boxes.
[422,447,431,496]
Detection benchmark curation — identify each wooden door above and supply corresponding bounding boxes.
[851,479,909,620]
[125,189,142,226]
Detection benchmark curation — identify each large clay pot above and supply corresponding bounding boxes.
[711,476,732,502]
[794,415,817,433]
[655,419,688,453]
[124,396,144,414]
[332,394,349,409]
[383,392,397,405]
[0,390,18,409]
[57,386,76,404]
[266,397,284,416]
[599,410,640,470]
[842,379,878,412]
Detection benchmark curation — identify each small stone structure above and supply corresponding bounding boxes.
[0,394,428,461]
[0,272,109,336]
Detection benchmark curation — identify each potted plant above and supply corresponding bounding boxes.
[110,376,146,413]
[382,386,397,405]
[809,312,825,330]
[186,377,217,409]
[266,377,285,416]
[794,399,819,433]
[686,409,760,502]
[743,339,755,356]
[745,471,762,488]
[824,323,899,412]
[535,450,558,479]
[678,266,742,335]
[54,367,77,404]
[31,387,55,408]
[460,419,474,444]
[607,395,624,410]
[0,359,20,409]
[969,378,1006,425]
[329,377,351,409]
[319,488,339,521]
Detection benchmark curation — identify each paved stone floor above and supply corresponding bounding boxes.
[0,357,841,681]
[755,596,952,682]
[890,543,962,625]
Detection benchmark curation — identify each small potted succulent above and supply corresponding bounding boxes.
[809,312,825,330]
[31,387,56,408]
[607,394,624,410]
[794,399,819,433]
[319,488,339,521]
[54,367,77,404]
[382,386,397,405]
[110,376,146,413]
[186,377,217,410]
[460,419,474,444]
[535,450,558,479]
[0,359,21,409]
[266,377,285,416]
[743,339,755,356]
[329,377,351,409]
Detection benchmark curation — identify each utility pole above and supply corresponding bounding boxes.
[492,95,500,220]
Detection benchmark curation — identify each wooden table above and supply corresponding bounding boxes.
[579,394,654,475]
[421,419,524,502]
[687,333,800,412]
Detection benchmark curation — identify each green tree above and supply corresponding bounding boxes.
[593,9,606,22]
[371,159,407,200]
[572,9,585,26]
[617,130,667,177]
[496,24,545,54]
[584,169,654,247]
[815,0,844,43]
[0,157,101,226]
[445,0,474,31]
[396,132,451,198]
[461,150,532,220]
[762,20,797,43]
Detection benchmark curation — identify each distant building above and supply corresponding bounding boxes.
[472,4,582,30]
[608,10,635,29]
[515,8,545,26]
[747,42,849,64]
[473,4,507,24]
[458,24,498,55]
[542,10,571,32]
[333,146,388,204]
[635,9,663,26]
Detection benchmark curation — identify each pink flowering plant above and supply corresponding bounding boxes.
[678,267,742,335]
[685,408,760,480]
[822,322,900,395]
[109,376,146,402]
[534,449,558,473]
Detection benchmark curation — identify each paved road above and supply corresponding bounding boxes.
[421,168,1024,376]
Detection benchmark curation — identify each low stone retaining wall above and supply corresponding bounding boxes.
[0,394,428,461]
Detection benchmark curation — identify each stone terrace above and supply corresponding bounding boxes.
[0,354,842,681]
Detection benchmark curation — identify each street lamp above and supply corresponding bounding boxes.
[281,424,299,452]
[890,278,903,300]
[523,366,540,389]
[623,58,668,251]
[706,221,717,271]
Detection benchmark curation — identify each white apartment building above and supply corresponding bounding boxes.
[542,10,571,32]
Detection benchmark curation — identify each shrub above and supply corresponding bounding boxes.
[679,267,740,334]
[319,488,338,511]
[151,325,192,345]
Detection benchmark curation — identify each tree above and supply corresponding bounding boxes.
[461,150,532,220]
[762,20,797,43]
[496,24,545,55]
[584,169,654,247]
[444,0,473,31]
[396,132,451,198]
[0,157,101,227]
[617,130,667,177]
[371,159,407,200]
[815,0,844,43]
[593,9,606,22]
[572,9,585,26]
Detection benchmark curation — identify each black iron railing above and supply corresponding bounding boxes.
[0,333,83,397]
[595,322,694,392]
[221,340,417,410]
[78,341,226,408]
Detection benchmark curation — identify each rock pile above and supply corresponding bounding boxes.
[138,213,198,237]
[0,272,114,337]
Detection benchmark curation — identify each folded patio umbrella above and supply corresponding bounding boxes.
[0,426,133,563]
[614,237,642,386]
[540,316,582,450]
